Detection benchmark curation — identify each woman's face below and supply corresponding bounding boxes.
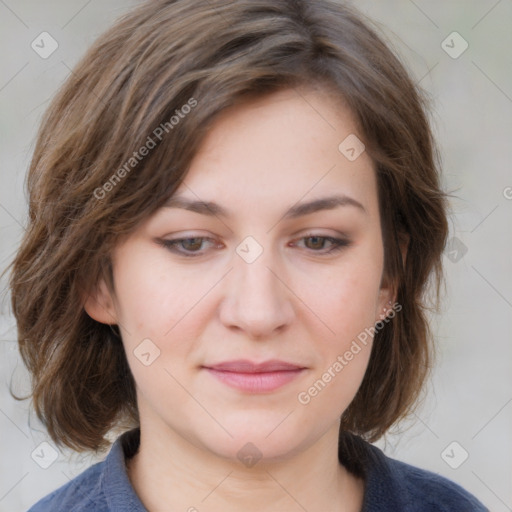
[86,86,393,462]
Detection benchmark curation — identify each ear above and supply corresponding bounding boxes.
[375,234,409,323]
[82,277,118,325]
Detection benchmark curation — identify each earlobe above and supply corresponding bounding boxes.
[376,290,395,323]
[82,278,118,325]
[376,233,408,323]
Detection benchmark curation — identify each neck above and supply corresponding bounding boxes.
[125,421,364,512]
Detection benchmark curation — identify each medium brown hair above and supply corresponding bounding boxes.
[7,0,449,453]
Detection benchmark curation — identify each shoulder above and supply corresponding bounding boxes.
[27,428,143,512]
[338,433,489,511]
[27,460,107,512]
[385,456,489,511]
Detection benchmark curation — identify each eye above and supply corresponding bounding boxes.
[157,234,351,258]
[157,237,219,257]
[294,235,351,254]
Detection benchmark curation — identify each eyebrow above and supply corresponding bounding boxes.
[163,194,367,219]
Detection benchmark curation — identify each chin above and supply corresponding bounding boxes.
[193,414,312,464]
[204,435,303,465]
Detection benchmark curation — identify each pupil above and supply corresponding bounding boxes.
[184,238,202,250]
[307,236,323,250]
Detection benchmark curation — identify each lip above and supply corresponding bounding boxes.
[205,359,304,373]
[202,359,306,393]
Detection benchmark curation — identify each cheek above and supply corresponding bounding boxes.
[294,249,382,409]
[296,263,380,420]
[113,251,204,339]
[305,251,383,342]
[112,252,214,391]
[295,317,374,433]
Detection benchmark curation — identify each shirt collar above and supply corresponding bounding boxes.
[100,428,147,511]
[338,431,407,510]
[99,427,405,511]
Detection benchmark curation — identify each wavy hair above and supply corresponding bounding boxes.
[7,0,449,452]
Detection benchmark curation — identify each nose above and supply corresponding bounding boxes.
[218,246,295,339]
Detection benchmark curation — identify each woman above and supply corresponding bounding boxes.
[8,0,488,510]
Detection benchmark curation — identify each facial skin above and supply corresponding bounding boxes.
[85,86,395,512]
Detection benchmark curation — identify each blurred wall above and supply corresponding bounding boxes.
[0,1,511,510]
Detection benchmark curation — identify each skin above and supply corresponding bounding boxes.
[85,86,397,512]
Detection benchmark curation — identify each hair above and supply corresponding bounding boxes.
[6,0,449,453]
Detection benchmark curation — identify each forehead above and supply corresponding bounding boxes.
[171,86,379,222]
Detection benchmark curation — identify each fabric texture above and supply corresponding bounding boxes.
[27,428,488,511]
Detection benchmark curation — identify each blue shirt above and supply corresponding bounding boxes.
[28,428,488,511]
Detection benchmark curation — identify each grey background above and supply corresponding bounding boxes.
[0,0,511,510]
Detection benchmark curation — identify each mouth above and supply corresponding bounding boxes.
[201,359,307,393]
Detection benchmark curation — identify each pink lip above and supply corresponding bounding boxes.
[202,359,306,393]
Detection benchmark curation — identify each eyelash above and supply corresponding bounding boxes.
[157,234,351,258]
